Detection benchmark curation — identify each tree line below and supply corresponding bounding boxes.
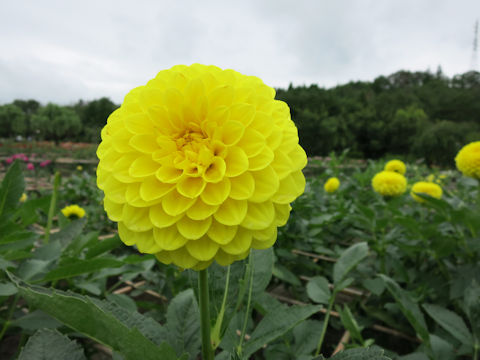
[1,69,479,165]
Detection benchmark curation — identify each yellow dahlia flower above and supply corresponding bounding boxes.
[324,177,340,193]
[61,204,86,219]
[96,64,307,270]
[455,141,480,179]
[372,171,407,197]
[77,165,83,171]
[410,181,442,203]
[384,159,406,175]
[19,193,28,202]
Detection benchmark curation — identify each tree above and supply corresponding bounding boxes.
[0,104,27,138]
[31,104,82,143]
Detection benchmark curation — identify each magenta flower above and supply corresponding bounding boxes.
[39,160,52,167]
[6,157,13,164]
[27,163,35,170]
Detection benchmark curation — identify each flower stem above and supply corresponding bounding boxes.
[0,293,20,341]
[315,292,336,356]
[44,172,61,244]
[211,265,231,349]
[198,269,214,360]
[237,253,254,356]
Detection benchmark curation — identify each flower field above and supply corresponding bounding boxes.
[0,147,479,360]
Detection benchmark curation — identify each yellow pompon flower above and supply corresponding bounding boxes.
[410,181,442,203]
[19,193,28,202]
[61,205,86,219]
[372,171,407,197]
[77,165,83,171]
[426,174,435,182]
[384,159,406,175]
[96,64,307,270]
[455,141,480,179]
[324,177,340,193]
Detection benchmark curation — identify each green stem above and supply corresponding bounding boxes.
[473,338,479,360]
[198,269,214,360]
[237,253,254,355]
[315,292,336,356]
[211,265,231,349]
[0,293,20,341]
[44,172,61,244]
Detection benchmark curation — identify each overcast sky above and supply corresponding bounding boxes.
[1,0,479,105]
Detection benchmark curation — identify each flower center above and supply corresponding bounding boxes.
[173,129,214,177]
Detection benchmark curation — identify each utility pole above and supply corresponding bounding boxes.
[471,20,479,71]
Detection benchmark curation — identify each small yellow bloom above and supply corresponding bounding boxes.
[96,64,307,270]
[455,141,480,179]
[61,205,86,219]
[411,181,443,203]
[19,193,28,202]
[77,165,83,171]
[426,174,435,182]
[324,177,340,193]
[372,171,407,197]
[384,160,406,175]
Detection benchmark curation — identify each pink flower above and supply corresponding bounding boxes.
[6,157,13,164]
[39,160,51,167]
[27,163,35,170]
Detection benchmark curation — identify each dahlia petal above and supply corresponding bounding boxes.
[155,251,172,264]
[149,204,182,228]
[175,177,205,199]
[125,183,149,207]
[101,175,126,203]
[139,88,165,110]
[203,157,226,183]
[229,172,255,200]
[191,260,214,271]
[221,228,252,255]
[122,204,153,232]
[213,199,247,226]
[229,103,255,127]
[250,166,279,203]
[220,120,245,146]
[156,165,184,183]
[186,199,219,220]
[176,216,212,240]
[164,88,184,110]
[209,85,234,110]
[250,112,273,137]
[266,126,283,150]
[184,78,206,110]
[118,222,139,245]
[252,225,277,241]
[169,248,199,269]
[252,232,277,250]
[274,203,292,227]
[214,249,236,266]
[97,147,118,171]
[130,134,159,154]
[281,126,299,152]
[288,145,308,171]
[103,197,124,221]
[207,220,237,245]
[270,150,294,180]
[124,113,154,135]
[224,147,249,177]
[153,226,188,250]
[162,190,196,216]
[248,147,274,171]
[129,156,160,178]
[206,107,230,132]
[118,223,159,253]
[241,201,275,230]
[113,154,139,183]
[237,128,265,158]
[201,178,231,205]
[186,236,219,261]
[111,127,134,153]
[147,106,174,134]
[140,177,174,202]
[271,171,306,204]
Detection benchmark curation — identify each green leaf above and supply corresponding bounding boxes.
[379,275,430,345]
[292,319,324,355]
[272,264,301,286]
[337,304,364,344]
[17,259,51,281]
[329,347,391,359]
[306,276,331,304]
[85,234,122,259]
[422,303,473,347]
[0,160,25,218]
[11,310,62,330]
[9,273,178,360]
[50,218,86,247]
[18,328,86,360]
[41,258,124,282]
[0,281,18,296]
[251,248,274,295]
[362,278,385,296]
[333,242,368,284]
[242,304,321,359]
[464,280,480,339]
[165,289,201,360]
[430,334,455,360]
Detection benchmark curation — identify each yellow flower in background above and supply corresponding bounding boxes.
[19,193,28,202]
[410,181,443,203]
[77,165,83,171]
[455,141,480,179]
[372,171,407,197]
[426,174,435,182]
[61,205,86,219]
[96,64,307,270]
[384,159,406,175]
[324,177,340,193]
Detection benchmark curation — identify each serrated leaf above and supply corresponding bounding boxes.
[9,272,177,360]
[379,275,430,345]
[18,328,86,360]
[41,258,124,282]
[165,289,201,360]
[306,276,331,304]
[423,303,473,347]
[329,347,391,359]
[333,242,368,284]
[242,304,321,359]
[0,161,25,218]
